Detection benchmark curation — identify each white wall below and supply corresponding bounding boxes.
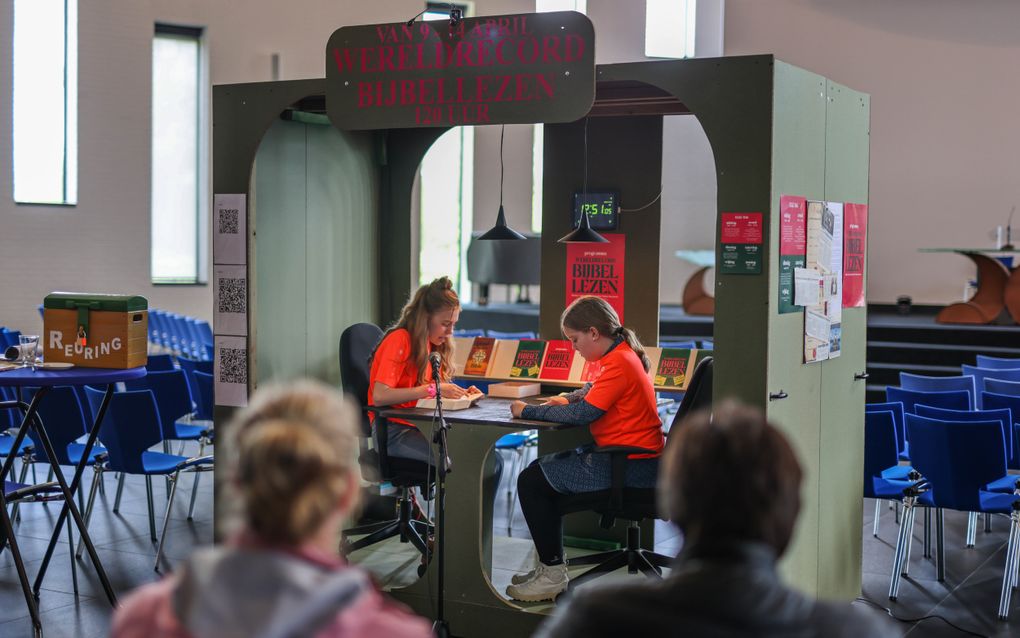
[3,0,1014,337]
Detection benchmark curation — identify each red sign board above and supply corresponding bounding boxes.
[326,12,595,130]
[566,233,625,322]
[843,203,868,308]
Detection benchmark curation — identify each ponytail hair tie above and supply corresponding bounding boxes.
[614,326,626,336]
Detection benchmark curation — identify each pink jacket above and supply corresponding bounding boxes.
[111,539,433,638]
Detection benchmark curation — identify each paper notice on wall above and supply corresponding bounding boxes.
[805,309,831,363]
[794,267,822,306]
[214,265,248,336]
[214,335,248,407]
[805,201,833,273]
[778,195,808,313]
[214,194,247,265]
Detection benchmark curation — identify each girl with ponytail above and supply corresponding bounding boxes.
[368,276,480,464]
[504,296,663,603]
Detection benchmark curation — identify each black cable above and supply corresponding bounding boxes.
[499,124,505,208]
[582,116,589,199]
[852,596,989,637]
[619,188,663,212]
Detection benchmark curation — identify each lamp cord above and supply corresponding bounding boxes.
[582,117,589,199]
[620,188,663,212]
[499,124,505,208]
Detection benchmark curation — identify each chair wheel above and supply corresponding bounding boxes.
[417,562,428,577]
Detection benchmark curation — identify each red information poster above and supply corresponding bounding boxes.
[843,203,868,308]
[565,233,625,322]
[778,196,807,314]
[720,212,763,274]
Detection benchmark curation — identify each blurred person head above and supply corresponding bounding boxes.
[658,400,803,556]
[226,380,362,547]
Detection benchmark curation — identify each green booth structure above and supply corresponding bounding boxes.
[211,14,869,636]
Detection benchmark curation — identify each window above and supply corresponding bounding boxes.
[419,127,475,301]
[646,0,697,59]
[151,24,207,284]
[12,0,78,205]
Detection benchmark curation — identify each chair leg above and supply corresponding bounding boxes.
[894,500,901,524]
[904,505,918,576]
[145,476,157,542]
[75,467,103,559]
[154,471,180,571]
[923,507,931,559]
[966,511,977,548]
[936,508,946,582]
[889,496,916,600]
[187,465,204,521]
[11,460,30,523]
[873,499,882,537]
[998,509,1020,619]
[66,516,78,597]
[986,512,993,533]
[113,473,126,512]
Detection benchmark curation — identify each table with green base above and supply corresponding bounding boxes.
[919,248,1020,324]
[377,397,588,638]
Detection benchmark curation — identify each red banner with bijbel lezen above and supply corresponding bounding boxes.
[843,203,868,308]
[565,233,625,323]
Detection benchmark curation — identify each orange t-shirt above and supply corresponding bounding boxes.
[368,328,434,429]
[584,341,664,458]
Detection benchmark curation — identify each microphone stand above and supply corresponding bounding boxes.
[430,363,453,638]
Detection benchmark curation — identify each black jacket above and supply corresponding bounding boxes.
[535,542,897,638]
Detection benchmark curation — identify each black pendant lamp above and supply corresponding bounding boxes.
[558,117,608,244]
[478,125,526,241]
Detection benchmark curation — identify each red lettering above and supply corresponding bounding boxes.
[400,80,416,105]
[518,39,539,64]
[475,75,491,102]
[331,48,353,73]
[419,78,434,104]
[496,39,513,64]
[476,39,494,66]
[536,73,554,99]
[379,46,396,71]
[565,34,585,62]
[357,82,375,108]
[476,104,490,123]
[542,36,562,63]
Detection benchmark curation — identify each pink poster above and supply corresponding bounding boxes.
[843,203,868,308]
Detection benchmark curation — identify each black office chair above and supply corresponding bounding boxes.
[338,323,432,563]
[566,356,714,589]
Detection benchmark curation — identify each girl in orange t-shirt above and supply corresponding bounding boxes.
[368,276,479,463]
[506,296,663,603]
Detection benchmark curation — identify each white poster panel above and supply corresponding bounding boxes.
[214,335,248,407]
[214,265,248,336]
[213,194,247,265]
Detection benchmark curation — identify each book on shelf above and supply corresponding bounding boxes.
[416,391,484,411]
[462,337,496,376]
[539,340,574,381]
[451,336,475,375]
[509,340,546,379]
[487,339,520,379]
[487,381,542,398]
[654,348,694,390]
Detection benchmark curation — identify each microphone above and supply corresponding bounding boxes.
[1004,206,1015,250]
[405,8,426,26]
[429,351,443,377]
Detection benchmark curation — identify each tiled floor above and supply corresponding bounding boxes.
[1,455,1018,637]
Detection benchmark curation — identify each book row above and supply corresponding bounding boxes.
[450,336,709,392]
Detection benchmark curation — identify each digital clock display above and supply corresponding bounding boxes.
[572,192,619,230]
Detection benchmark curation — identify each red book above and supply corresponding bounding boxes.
[540,340,574,381]
[463,337,495,376]
[580,359,604,383]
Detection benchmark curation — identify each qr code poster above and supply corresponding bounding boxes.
[213,193,246,265]
[214,335,249,407]
[214,265,248,336]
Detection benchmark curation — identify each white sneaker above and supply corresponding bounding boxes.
[510,566,539,585]
[505,563,568,602]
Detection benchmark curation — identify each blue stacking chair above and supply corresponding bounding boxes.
[192,371,214,421]
[453,328,485,338]
[1,330,22,349]
[185,318,206,359]
[145,353,176,372]
[867,401,908,461]
[698,340,714,350]
[83,386,213,570]
[987,379,1020,397]
[177,356,213,411]
[486,330,537,340]
[151,310,171,350]
[887,387,971,414]
[983,391,1020,467]
[146,310,162,347]
[899,373,977,408]
[494,429,539,535]
[962,365,1020,408]
[660,340,698,349]
[125,369,213,519]
[890,414,1020,619]
[864,410,913,537]
[193,320,214,361]
[977,354,1020,370]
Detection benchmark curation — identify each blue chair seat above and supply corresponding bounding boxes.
[0,434,32,456]
[870,477,913,500]
[985,474,1020,493]
[66,442,107,465]
[172,420,212,440]
[918,489,1019,515]
[141,450,193,474]
[496,433,530,449]
[881,465,913,480]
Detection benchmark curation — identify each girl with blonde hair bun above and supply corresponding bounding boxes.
[112,381,432,638]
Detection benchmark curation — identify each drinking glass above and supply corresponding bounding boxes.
[18,334,39,370]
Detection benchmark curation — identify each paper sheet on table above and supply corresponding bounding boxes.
[794,268,823,306]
